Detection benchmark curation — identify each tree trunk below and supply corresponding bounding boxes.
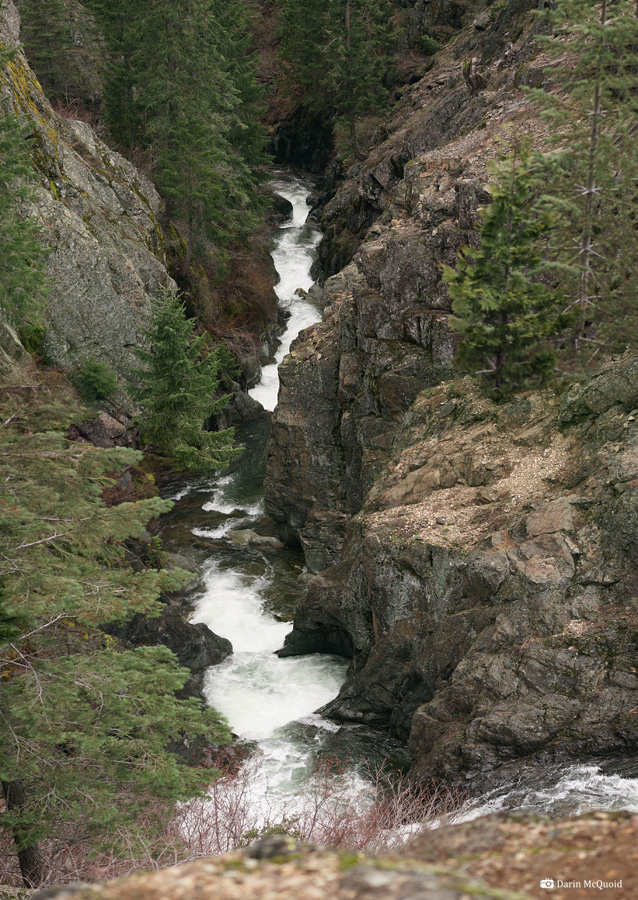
[345,1,359,154]
[185,212,193,276]
[577,0,607,337]
[1,779,45,888]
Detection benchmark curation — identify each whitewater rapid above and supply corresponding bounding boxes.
[188,174,352,796]
[163,172,638,842]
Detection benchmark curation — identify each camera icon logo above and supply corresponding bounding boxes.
[540,879,555,890]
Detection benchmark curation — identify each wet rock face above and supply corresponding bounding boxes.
[281,357,638,786]
[264,201,470,571]
[102,603,232,702]
[0,1,173,379]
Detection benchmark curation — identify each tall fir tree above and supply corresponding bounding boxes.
[18,0,75,101]
[532,0,638,355]
[129,292,240,471]
[280,0,396,149]
[443,142,565,397]
[85,0,143,149]
[207,0,269,175]
[0,368,229,887]
[87,0,265,272]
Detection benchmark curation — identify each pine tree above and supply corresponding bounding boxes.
[130,292,240,471]
[443,142,564,397]
[19,0,75,101]
[280,0,396,149]
[87,0,265,272]
[85,0,143,149]
[532,0,638,354]
[0,368,230,886]
[207,0,269,176]
[0,69,48,335]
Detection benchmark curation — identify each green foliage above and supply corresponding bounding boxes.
[86,0,267,273]
[19,0,75,99]
[280,0,397,146]
[241,816,302,846]
[419,35,441,56]
[130,292,240,471]
[72,357,119,405]
[0,367,229,877]
[0,599,20,646]
[532,0,638,354]
[0,66,49,331]
[443,142,565,397]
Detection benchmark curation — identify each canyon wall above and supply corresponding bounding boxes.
[0,0,173,378]
[266,1,638,787]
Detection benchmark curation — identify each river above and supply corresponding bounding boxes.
[159,172,407,848]
[159,171,638,847]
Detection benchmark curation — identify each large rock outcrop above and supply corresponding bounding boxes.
[280,356,638,786]
[0,0,173,378]
[267,4,638,789]
[264,0,555,574]
[11,813,635,900]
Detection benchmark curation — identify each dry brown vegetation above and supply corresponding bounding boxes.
[0,752,465,887]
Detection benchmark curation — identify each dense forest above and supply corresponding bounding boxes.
[3,0,638,890]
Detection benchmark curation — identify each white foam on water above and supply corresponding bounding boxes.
[249,179,322,411]
[201,497,264,517]
[454,764,638,824]
[181,176,387,848]
[193,560,347,742]
[166,486,191,502]
[191,524,234,540]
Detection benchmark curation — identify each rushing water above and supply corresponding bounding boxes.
[160,173,407,840]
[456,760,638,823]
[160,171,638,840]
[249,178,324,412]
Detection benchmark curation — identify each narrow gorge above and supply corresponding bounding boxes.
[3,0,638,895]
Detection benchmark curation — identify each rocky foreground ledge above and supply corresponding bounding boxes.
[2,812,633,900]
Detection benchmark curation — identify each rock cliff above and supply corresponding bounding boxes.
[0,0,173,378]
[280,357,638,785]
[264,0,551,572]
[266,2,638,787]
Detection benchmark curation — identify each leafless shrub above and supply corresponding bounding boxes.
[174,752,466,858]
[0,752,465,887]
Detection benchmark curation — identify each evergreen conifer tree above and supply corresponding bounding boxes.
[443,143,564,397]
[207,0,269,175]
[18,0,75,101]
[130,292,240,471]
[87,0,265,272]
[0,70,48,334]
[84,0,143,149]
[0,368,229,886]
[280,0,396,149]
[532,0,638,354]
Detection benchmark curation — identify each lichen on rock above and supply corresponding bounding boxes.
[0,0,175,379]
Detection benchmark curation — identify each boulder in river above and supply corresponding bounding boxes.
[228,529,285,552]
[102,606,232,702]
